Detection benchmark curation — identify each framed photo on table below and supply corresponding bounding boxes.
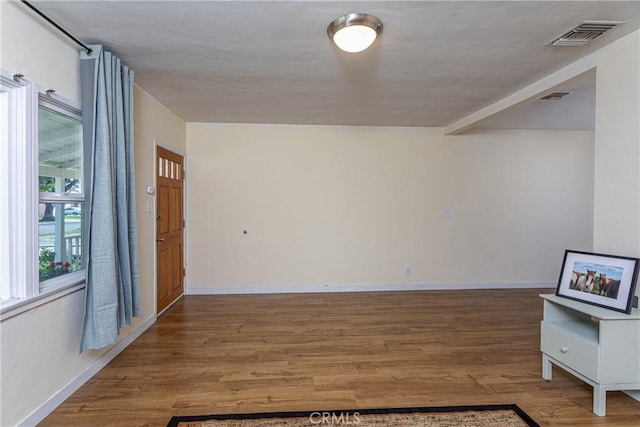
[556,250,639,314]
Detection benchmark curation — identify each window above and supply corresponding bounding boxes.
[38,102,85,284]
[1,70,86,313]
[0,87,10,300]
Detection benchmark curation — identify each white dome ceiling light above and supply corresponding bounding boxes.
[327,13,383,53]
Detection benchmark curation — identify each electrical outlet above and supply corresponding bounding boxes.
[405,267,412,278]
[443,208,452,218]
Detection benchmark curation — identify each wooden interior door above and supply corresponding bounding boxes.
[156,146,184,313]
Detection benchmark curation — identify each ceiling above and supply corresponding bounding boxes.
[30,1,640,129]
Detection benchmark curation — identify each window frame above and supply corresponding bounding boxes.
[0,70,87,319]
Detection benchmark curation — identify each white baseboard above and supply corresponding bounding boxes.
[19,314,157,427]
[186,281,556,295]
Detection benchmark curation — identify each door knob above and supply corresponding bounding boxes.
[156,236,165,242]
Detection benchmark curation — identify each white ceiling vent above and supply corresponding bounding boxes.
[548,20,625,46]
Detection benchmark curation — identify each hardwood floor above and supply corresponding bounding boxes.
[40,289,640,426]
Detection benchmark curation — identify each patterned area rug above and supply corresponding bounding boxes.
[167,404,539,427]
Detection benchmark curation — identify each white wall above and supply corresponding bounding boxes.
[0,2,186,425]
[134,84,187,317]
[592,30,640,259]
[592,30,640,400]
[0,1,80,103]
[186,124,594,291]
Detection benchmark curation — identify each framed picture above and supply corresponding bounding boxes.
[556,250,640,314]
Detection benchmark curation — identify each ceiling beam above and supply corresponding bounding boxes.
[443,53,599,135]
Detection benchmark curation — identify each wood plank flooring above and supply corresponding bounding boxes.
[40,289,640,426]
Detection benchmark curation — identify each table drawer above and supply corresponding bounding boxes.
[541,321,599,381]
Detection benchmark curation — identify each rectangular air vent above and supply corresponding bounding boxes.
[540,92,571,101]
[548,20,625,46]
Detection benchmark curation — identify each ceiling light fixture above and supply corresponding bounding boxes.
[327,13,383,53]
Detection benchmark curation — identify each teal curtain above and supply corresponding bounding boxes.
[80,45,140,352]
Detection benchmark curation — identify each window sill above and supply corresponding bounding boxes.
[0,276,86,321]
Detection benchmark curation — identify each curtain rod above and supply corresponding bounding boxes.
[21,0,93,55]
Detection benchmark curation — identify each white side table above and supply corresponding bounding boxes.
[540,294,640,416]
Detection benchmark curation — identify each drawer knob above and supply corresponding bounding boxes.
[560,346,568,353]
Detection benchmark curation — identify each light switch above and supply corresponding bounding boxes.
[146,200,153,213]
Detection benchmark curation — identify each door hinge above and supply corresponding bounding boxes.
[183,168,186,179]
[183,219,186,228]
[183,268,186,277]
